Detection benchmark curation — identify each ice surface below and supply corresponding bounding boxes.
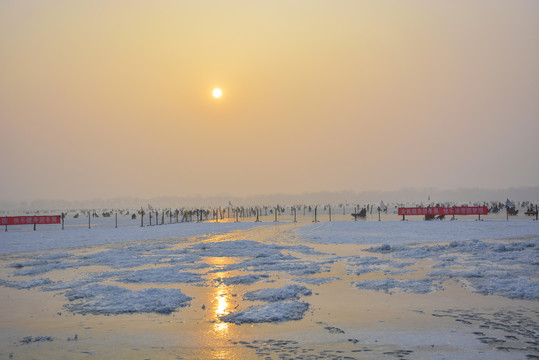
[298,220,539,245]
[13,262,79,276]
[363,238,539,300]
[0,278,52,289]
[292,277,340,285]
[1,218,538,359]
[64,284,192,315]
[467,277,539,300]
[190,240,283,258]
[0,222,265,254]
[119,267,203,284]
[194,240,330,276]
[0,219,537,327]
[221,301,309,324]
[217,274,270,285]
[243,284,312,302]
[353,278,444,294]
[42,278,99,291]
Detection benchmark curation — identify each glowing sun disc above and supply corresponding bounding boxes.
[213,88,222,98]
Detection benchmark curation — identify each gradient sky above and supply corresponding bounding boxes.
[1,1,538,202]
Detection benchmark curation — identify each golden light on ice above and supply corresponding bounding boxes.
[212,88,222,98]
[213,287,229,334]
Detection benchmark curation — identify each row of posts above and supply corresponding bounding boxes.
[5,204,539,231]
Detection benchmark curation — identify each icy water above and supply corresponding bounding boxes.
[0,220,538,359]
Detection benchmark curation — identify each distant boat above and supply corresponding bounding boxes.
[525,208,537,216]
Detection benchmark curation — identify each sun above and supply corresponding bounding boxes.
[212,88,222,98]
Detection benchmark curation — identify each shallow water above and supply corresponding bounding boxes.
[0,222,537,359]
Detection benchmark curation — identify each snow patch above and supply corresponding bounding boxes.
[292,277,340,285]
[243,285,312,302]
[217,274,270,286]
[118,267,203,284]
[467,277,539,300]
[353,278,443,294]
[221,301,309,324]
[0,278,52,289]
[64,284,192,315]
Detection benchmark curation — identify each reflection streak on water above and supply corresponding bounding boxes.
[208,257,232,336]
[214,286,229,334]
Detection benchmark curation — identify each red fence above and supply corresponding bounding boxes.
[398,207,488,216]
[1,215,61,226]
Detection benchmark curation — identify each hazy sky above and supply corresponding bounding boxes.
[1,1,538,202]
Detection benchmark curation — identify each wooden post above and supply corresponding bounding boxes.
[506,207,509,221]
[141,211,144,227]
[536,205,538,221]
[274,208,278,222]
[378,208,381,222]
[33,216,36,231]
[62,213,65,230]
[329,206,332,222]
[255,208,260,222]
[115,212,118,228]
[149,212,152,226]
[4,216,7,232]
[88,213,91,229]
[294,207,297,222]
[402,214,405,221]
[313,206,318,222]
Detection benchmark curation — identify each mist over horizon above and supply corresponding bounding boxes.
[1,186,538,211]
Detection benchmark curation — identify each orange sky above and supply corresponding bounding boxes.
[1,1,538,201]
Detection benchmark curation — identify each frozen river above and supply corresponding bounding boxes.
[0,218,538,359]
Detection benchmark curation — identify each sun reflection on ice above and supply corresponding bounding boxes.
[208,256,233,337]
[214,287,229,334]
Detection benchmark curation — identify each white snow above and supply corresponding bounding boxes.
[217,274,270,285]
[353,278,444,294]
[297,220,539,245]
[243,284,312,302]
[292,277,340,285]
[0,278,52,289]
[221,301,310,324]
[0,222,265,254]
[466,277,539,300]
[119,267,203,284]
[64,284,192,315]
